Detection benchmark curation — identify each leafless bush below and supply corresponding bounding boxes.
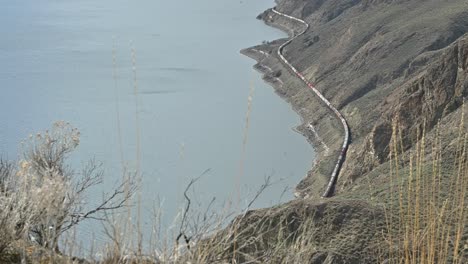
[0,121,136,254]
[0,159,37,254]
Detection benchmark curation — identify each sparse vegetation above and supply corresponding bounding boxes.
[0,121,333,263]
[0,122,135,262]
[383,114,467,263]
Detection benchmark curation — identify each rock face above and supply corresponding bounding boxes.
[237,0,468,262]
[346,36,468,184]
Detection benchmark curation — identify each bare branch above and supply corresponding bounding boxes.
[0,159,13,192]
[246,175,273,210]
[60,177,136,234]
[74,159,103,195]
[176,168,211,250]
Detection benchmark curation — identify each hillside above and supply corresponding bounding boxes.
[237,0,468,262]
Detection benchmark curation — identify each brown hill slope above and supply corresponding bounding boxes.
[244,0,468,197]
[236,0,468,262]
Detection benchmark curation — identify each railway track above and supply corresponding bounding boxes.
[271,8,350,198]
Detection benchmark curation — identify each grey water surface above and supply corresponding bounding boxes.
[0,0,314,250]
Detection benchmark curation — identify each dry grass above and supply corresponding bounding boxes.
[384,112,467,263]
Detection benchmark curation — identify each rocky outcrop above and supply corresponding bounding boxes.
[343,35,468,184]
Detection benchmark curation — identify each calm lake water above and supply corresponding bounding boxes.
[0,0,314,250]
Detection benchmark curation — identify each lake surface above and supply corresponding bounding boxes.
[0,0,314,250]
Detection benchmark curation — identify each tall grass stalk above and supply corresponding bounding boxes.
[112,38,125,171]
[385,109,467,264]
[236,75,256,206]
[232,75,255,263]
[131,42,143,257]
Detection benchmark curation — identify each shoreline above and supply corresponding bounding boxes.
[240,6,338,198]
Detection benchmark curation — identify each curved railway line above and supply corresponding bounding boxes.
[271,8,350,198]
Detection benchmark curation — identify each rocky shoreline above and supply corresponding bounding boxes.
[240,6,343,199]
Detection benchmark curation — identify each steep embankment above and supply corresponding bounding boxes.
[236,0,468,262]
